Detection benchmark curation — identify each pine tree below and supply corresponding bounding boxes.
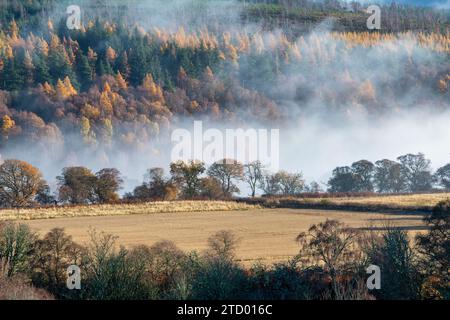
[48,43,79,89]
[33,53,51,85]
[2,55,23,91]
[76,50,93,90]
[129,46,148,86]
[117,52,131,80]
[97,58,113,76]
[87,47,98,71]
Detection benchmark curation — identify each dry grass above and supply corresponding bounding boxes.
[262,193,450,212]
[21,208,426,266]
[0,201,258,221]
[0,276,53,300]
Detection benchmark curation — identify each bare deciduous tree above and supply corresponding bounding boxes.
[244,161,264,197]
[296,219,362,298]
[278,170,305,195]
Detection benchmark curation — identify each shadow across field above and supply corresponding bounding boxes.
[358,225,429,232]
[239,193,450,215]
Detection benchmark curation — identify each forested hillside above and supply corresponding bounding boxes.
[0,0,448,176]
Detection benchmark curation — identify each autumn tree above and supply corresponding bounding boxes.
[131,168,177,201]
[94,168,123,203]
[207,159,244,197]
[0,115,16,143]
[57,167,97,204]
[199,176,224,200]
[0,159,47,208]
[170,160,205,199]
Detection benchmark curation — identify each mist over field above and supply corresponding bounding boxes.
[0,0,449,194]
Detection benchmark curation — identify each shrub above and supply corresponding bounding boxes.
[190,230,248,299]
[190,256,249,300]
[416,200,450,299]
[82,229,152,300]
[31,228,86,298]
[0,222,36,278]
[0,275,53,300]
[206,230,239,260]
[129,240,187,298]
[248,260,314,300]
[365,228,421,300]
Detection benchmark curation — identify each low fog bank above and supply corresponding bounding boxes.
[2,109,449,195]
[281,110,450,187]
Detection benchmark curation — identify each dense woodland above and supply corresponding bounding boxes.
[0,0,448,157]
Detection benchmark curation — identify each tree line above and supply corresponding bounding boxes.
[243,0,450,34]
[327,153,450,193]
[1,152,450,208]
[0,158,307,207]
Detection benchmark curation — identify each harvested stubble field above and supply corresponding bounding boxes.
[16,205,428,266]
[259,193,450,212]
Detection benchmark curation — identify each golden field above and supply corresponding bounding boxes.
[263,193,450,211]
[0,201,257,221]
[2,194,440,265]
[19,207,427,266]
